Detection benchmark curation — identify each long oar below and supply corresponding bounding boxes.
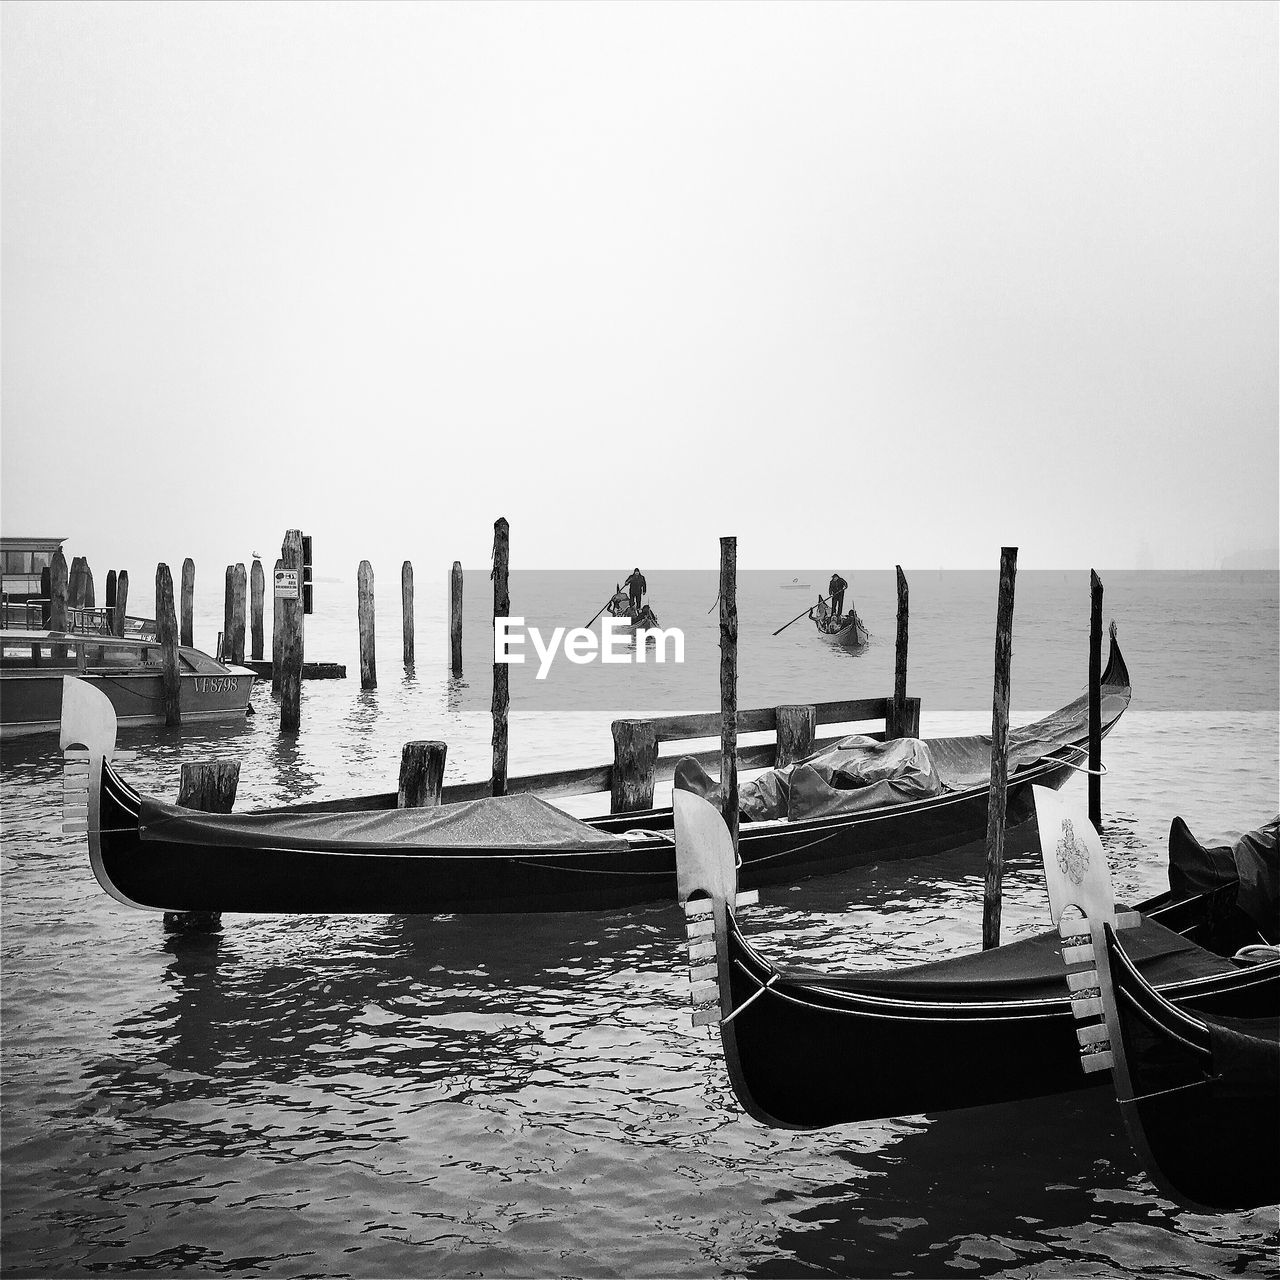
[773,593,832,636]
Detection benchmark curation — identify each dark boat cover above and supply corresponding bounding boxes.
[776,914,1239,1001]
[1167,817,1279,943]
[138,792,632,855]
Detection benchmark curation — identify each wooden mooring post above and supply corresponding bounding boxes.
[223,566,235,661]
[450,560,464,676]
[720,535,739,851]
[164,760,240,932]
[491,519,510,796]
[402,561,414,667]
[610,720,658,813]
[774,705,816,766]
[1089,570,1103,832]
[982,546,1017,951]
[279,531,305,731]
[50,550,68,630]
[156,563,182,727]
[358,560,376,689]
[232,563,247,664]
[272,557,284,693]
[398,741,446,807]
[890,565,912,738]
[180,559,195,648]
[113,570,129,637]
[250,559,265,661]
[105,570,117,613]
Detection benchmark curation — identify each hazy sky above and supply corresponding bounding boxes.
[3,1,1276,581]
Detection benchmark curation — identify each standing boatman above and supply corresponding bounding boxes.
[624,567,647,614]
[828,572,848,621]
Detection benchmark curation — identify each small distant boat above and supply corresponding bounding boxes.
[1041,796,1279,1212]
[780,578,811,590]
[604,594,660,633]
[2,630,253,738]
[812,608,870,649]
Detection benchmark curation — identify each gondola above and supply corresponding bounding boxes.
[63,630,1131,915]
[1040,793,1279,1212]
[673,786,1279,1128]
[818,610,870,649]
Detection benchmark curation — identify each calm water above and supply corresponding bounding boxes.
[3,570,1277,1277]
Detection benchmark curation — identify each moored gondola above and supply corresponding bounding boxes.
[63,629,1132,915]
[673,787,1280,1128]
[1040,795,1279,1212]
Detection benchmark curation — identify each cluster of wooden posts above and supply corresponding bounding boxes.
[132,519,1108,951]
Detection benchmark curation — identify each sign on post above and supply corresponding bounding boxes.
[274,568,300,599]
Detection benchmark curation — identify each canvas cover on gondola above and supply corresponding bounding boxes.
[138,792,632,854]
[1166,816,1279,942]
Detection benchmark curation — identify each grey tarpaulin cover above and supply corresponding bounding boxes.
[139,792,631,854]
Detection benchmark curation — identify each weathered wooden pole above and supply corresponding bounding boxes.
[113,570,129,637]
[279,531,305,731]
[610,720,658,813]
[401,560,414,667]
[891,565,909,738]
[180,558,195,648]
[156,563,182,727]
[1089,570,1103,833]
[357,560,376,689]
[83,563,95,609]
[398,741,447,808]
[450,560,464,676]
[271,557,284,692]
[164,760,240,932]
[67,557,86,613]
[231,563,247,663]
[982,547,1018,951]
[250,558,265,661]
[491,519,510,796]
[223,565,235,660]
[50,551,69,657]
[105,570,117,612]
[775,704,816,767]
[39,566,52,626]
[720,535,739,851]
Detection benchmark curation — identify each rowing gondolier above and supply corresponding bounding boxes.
[624,567,647,613]
[827,572,847,621]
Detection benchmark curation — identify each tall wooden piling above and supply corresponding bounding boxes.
[891,565,910,738]
[357,560,376,689]
[156,563,182,727]
[982,547,1018,951]
[40,567,51,626]
[231,564,247,663]
[250,559,265,661]
[49,551,68,657]
[164,760,240,932]
[105,570,117,612]
[610,721,658,813]
[402,561,414,667]
[719,536,739,851]
[450,561,464,676]
[271,558,284,693]
[223,566,235,661]
[68,557,86,611]
[398,741,447,808]
[491,519,510,796]
[180,558,195,648]
[1089,570,1103,833]
[113,570,129,637]
[775,705,816,767]
[279,531,305,731]
[83,564,95,609]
